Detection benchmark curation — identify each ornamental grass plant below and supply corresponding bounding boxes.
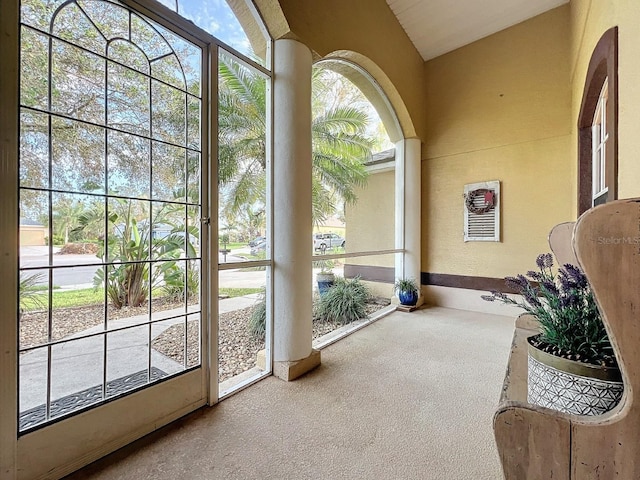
[316,276,370,325]
[482,253,616,367]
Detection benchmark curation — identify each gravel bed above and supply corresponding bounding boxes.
[19,298,184,350]
[153,300,389,382]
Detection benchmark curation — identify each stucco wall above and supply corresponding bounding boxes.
[345,169,395,260]
[423,6,573,278]
[19,226,46,246]
[570,1,640,200]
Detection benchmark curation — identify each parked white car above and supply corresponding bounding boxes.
[313,233,345,252]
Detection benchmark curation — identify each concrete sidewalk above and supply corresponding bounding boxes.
[19,294,261,416]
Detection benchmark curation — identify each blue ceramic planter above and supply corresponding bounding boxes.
[399,290,418,306]
[317,273,335,296]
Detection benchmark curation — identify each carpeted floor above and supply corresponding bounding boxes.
[65,306,514,480]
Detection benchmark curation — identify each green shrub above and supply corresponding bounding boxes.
[316,276,370,325]
[45,235,65,246]
[248,288,267,340]
[162,261,199,302]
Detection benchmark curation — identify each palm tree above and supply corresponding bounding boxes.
[52,197,85,244]
[218,53,374,224]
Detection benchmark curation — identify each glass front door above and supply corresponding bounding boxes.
[17,0,212,476]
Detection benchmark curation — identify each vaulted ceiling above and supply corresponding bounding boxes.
[385,0,569,61]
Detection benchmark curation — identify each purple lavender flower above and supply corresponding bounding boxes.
[557,270,574,291]
[504,276,525,293]
[481,252,611,365]
[559,292,579,309]
[541,279,559,296]
[527,270,542,281]
[536,253,554,269]
[561,264,588,289]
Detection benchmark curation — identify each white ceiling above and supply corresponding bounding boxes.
[386,0,569,61]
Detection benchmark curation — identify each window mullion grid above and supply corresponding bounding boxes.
[102,34,110,402]
[44,26,54,424]
[147,25,153,384]
[16,0,218,431]
[21,24,200,102]
[182,77,188,369]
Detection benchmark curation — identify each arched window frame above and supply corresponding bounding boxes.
[578,27,618,215]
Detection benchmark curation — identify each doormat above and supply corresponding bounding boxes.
[19,367,167,431]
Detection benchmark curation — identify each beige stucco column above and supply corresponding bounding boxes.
[395,137,423,304]
[272,39,320,380]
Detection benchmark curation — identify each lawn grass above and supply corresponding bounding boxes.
[219,287,262,297]
[24,288,104,310]
[23,286,263,311]
[218,242,245,250]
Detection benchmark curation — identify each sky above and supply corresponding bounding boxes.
[171,0,255,59]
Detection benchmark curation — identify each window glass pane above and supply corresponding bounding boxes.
[19,189,49,251]
[52,117,105,193]
[79,0,130,41]
[105,325,151,398]
[51,39,105,124]
[18,271,50,350]
[51,336,105,416]
[108,62,151,136]
[21,0,66,30]
[152,142,186,201]
[151,81,186,144]
[19,346,49,431]
[108,132,150,197]
[218,269,267,388]
[592,80,609,201]
[53,2,106,55]
[218,50,267,265]
[151,53,186,90]
[111,40,149,74]
[20,27,49,109]
[130,13,173,59]
[20,109,50,189]
[178,0,268,67]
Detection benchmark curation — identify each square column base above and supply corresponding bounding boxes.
[390,295,425,308]
[273,349,321,381]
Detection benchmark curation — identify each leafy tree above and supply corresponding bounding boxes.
[20,0,202,309]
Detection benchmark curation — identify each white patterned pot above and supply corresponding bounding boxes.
[527,338,624,416]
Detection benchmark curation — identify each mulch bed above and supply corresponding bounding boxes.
[58,243,99,255]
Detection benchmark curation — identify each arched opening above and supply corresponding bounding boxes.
[308,56,422,344]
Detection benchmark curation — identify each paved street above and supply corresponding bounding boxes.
[20,246,262,288]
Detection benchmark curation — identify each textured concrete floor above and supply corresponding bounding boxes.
[65,306,514,480]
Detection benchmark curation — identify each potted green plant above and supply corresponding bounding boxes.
[482,253,623,415]
[315,260,335,296]
[394,277,419,306]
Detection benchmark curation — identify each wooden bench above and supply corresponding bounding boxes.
[494,198,640,479]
